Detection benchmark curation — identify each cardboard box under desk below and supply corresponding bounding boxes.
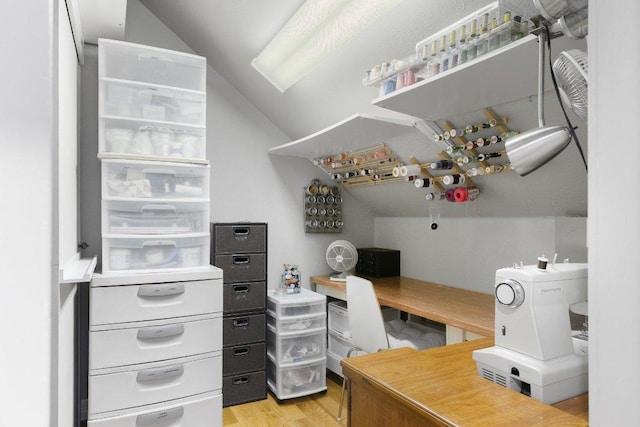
[356,247,400,278]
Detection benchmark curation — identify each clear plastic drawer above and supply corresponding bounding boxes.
[267,357,326,400]
[99,39,206,92]
[101,81,206,125]
[267,324,325,364]
[267,311,326,333]
[101,159,209,200]
[102,199,209,235]
[100,121,206,160]
[102,233,210,273]
[267,289,326,319]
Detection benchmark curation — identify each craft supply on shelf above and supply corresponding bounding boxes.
[304,179,343,233]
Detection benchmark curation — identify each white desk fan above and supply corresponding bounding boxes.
[553,49,588,121]
[326,240,358,282]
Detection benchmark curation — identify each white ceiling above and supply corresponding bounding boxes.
[137,0,519,140]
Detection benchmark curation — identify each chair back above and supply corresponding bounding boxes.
[346,275,389,353]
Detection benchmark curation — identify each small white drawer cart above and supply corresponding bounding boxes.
[266,288,327,400]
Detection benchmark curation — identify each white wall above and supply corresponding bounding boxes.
[0,1,58,426]
[588,0,640,424]
[375,216,587,293]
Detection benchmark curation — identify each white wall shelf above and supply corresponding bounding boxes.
[373,34,585,121]
[268,112,432,160]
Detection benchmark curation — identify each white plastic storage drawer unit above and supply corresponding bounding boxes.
[102,199,209,235]
[266,324,326,364]
[102,158,209,200]
[99,38,207,92]
[102,233,210,273]
[267,357,326,400]
[267,290,326,318]
[89,314,222,370]
[87,391,222,427]
[89,351,221,416]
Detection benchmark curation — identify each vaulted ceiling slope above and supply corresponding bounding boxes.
[139,0,532,140]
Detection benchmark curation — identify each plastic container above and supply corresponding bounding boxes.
[102,199,209,235]
[101,232,210,273]
[267,311,326,333]
[101,159,209,200]
[267,356,326,400]
[266,289,326,319]
[266,324,326,364]
[99,39,207,92]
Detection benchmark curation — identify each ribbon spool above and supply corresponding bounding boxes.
[415,178,432,188]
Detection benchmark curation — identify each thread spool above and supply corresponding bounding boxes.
[445,188,456,202]
[431,159,454,170]
[404,175,417,182]
[414,178,432,188]
[537,256,549,271]
[425,192,440,200]
[453,187,468,202]
[442,174,465,185]
[392,166,402,177]
[400,164,421,176]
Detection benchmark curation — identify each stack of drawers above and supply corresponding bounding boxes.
[88,270,223,426]
[98,38,210,275]
[211,223,268,407]
[88,39,222,426]
[266,289,327,400]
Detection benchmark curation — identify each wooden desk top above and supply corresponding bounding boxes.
[341,337,589,426]
[310,275,495,337]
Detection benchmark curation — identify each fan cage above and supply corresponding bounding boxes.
[553,49,588,121]
[326,240,358,273]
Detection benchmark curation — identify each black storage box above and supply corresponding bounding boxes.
[356,247,400,277]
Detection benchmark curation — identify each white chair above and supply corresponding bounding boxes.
[336,275,446,420]
[336,275,391,421]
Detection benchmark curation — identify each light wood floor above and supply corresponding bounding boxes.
[223,373,347,427]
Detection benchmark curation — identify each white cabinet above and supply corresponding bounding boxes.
[88,269,223,426]
[266,289,327,400]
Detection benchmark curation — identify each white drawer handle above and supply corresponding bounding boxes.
[138,53,173,64]
[140,204,177,213]
[137,324,184,340]
[136,406,184,425]
[137,283,185,297]
[136,364,184,383]
[142,168,177,176]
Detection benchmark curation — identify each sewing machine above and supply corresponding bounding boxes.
[472,260,588,404]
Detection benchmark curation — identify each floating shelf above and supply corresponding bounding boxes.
[268,112,432,159]
[373,34,586,121]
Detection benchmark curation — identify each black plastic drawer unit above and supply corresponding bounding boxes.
[211,222,268,407]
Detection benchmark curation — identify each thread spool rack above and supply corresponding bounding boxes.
[310,108,515,203]
[304,179,344,233]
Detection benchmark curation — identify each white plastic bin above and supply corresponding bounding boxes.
[266,289,326,318]
[267,311,326,333]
